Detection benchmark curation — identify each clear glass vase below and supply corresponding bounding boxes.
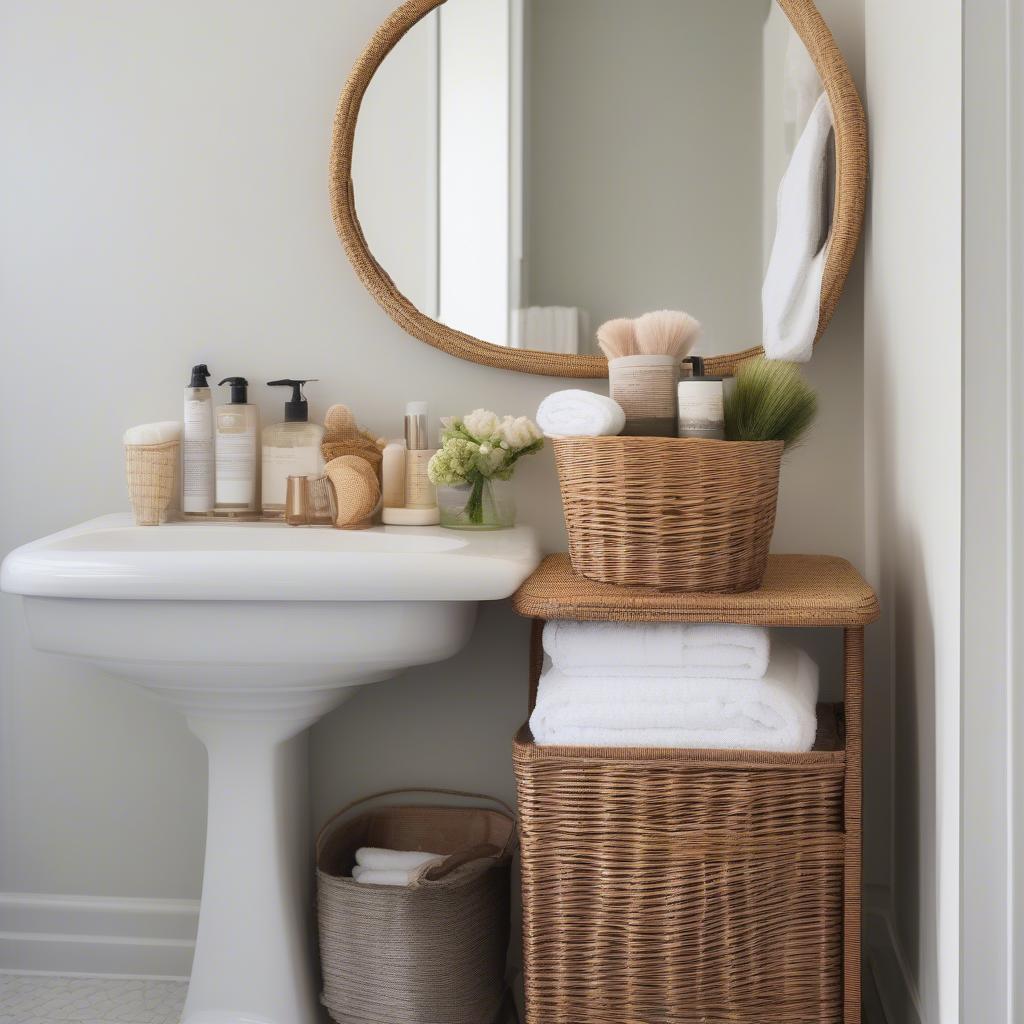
[438,478,516,530]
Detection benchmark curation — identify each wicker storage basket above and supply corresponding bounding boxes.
[316,789,516,1024]
[551,436,784,593]
[513,706,847,1024]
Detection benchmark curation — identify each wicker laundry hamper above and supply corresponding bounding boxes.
[316,789,517,1024]
[513,707,847,1024]
[551,436,784,593]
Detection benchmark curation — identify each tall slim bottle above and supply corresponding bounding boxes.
[215,377,260,516]
[182,364,215,515]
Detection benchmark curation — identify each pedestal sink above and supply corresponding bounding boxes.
[1,514,540,1024]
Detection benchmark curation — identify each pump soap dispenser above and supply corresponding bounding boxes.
[183,364,215,516]
[261,379,325,519]
[214,377,260,516]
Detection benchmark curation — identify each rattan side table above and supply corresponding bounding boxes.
[511,554,879,1024]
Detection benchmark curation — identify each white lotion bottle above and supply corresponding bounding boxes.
[261,379,325,519]
[215,377,260,515]
[183,364,215,515]
[381,440,407,509]
[403,402,437,510]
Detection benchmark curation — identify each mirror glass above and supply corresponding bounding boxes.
[352,0,829,357]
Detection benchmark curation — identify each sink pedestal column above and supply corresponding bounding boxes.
[182,708,346,1024]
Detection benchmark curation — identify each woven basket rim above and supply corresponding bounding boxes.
[550,436,786,451]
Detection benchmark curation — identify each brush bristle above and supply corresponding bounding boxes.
[634,310,702,360]
[596,318,639,359]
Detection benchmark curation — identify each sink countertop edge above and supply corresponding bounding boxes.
[0,515,542,603]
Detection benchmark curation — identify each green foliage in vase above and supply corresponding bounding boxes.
[724,358,818,448]
[428,409,544,525]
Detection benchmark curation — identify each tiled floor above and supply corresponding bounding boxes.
[0,972,884,1024]
[0,976,186,1024]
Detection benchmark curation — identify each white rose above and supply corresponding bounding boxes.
[462,408,500,441]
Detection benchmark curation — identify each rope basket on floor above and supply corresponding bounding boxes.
[552,436,784,593]
[316,788,517,1024]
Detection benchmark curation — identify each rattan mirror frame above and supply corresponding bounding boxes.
[330,0,867,378]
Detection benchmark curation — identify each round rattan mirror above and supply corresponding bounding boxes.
[330,0,866,378]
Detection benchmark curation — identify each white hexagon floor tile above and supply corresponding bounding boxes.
[0,975,186,1024]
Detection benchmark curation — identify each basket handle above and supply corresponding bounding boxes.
[316,787,517,860]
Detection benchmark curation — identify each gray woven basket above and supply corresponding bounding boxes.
[316,789,517,1024]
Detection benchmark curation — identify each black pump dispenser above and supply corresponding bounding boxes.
[189,364,211,388]
[219,377,249,404]
[267,379,318,422]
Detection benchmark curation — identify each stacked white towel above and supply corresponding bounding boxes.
[531,624,818,753]
[544,621,770,679]
[351,847,444,886]
[511,306,587,354]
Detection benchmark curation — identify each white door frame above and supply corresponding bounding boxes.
[961,0,1023,1020]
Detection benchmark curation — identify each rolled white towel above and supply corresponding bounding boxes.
[354,847,444,871]
[123,421,182,446]
[543,621,770,680]
[536,389,625,438]
[530,641,818,752]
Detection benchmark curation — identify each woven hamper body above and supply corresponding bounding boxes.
[551,436,784,593]
[513,708,847,1024]
[316,793,515,1024]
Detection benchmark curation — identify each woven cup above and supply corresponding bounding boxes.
[608,355,679,437]
[124,440,179,526]
[552,436,784,592]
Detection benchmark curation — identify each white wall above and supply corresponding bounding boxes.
[0,0,867,975]
[863,0,962,1021]
[352,10,437,317]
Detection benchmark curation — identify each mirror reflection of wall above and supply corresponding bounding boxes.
[352,0,825,358]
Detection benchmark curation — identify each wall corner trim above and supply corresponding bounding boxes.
[865,905,924,1024]
[0,892,197,978]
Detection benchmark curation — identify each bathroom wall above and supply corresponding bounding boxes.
[863,0,963,1020]
[524,0,765,354]
[0,0,868,974]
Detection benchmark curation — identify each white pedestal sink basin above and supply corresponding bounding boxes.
[1,514,540,1024]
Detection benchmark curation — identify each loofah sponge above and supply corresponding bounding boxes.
[321,404,384,473]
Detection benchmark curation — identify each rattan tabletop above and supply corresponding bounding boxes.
[512,554,879,627]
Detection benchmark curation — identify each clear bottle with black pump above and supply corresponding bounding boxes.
[214,377,260,516]
[261,379,325,519]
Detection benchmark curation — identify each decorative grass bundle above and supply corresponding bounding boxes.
[724,358,818,448]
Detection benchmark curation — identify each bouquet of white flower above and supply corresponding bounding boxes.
[428,409,544,526]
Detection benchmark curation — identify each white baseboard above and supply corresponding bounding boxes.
[865,905,924,1024]
[0,892,197,978]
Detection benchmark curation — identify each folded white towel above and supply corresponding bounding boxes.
[536,389,626,438]
[354,848,443,871]
[543,621,770,680]
[530,641,818,752]
[762,91,834,363]
[123,421,182,446]
[512,306,587,354]
[352,866,422,887]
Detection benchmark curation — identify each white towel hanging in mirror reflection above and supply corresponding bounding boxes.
[762,92,834,363]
